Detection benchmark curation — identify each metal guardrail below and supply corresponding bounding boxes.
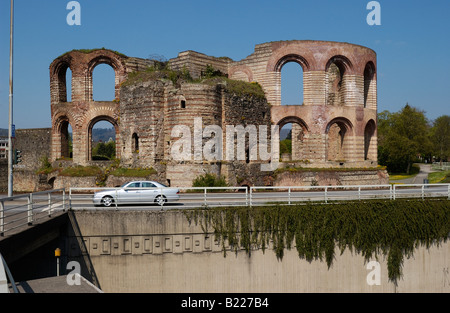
[1,184,449,235]
[69,186,249,210]
[250,183,450,205]
[1,252,18,293]
[0,189,66,236]
[68,183,450,209]
[431,162,450,171]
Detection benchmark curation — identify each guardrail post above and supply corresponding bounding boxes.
[389,185,392,200]
[245,188,248,207]
[27,193,33,225]
[421,184,424,200]
[115,189,118,210]
[69,188,72,210]
[249,187,253,207]
[48,192,52,217]
[62,190,66,211]
[288,187,291,205]
[324,187,328,204]
[393,185,396,200]
[448,184,450,200]
[0,200,4,235]
[358,186,361,201]
[204,188,207,207]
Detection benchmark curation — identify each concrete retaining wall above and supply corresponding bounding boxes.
[70,210,450,293]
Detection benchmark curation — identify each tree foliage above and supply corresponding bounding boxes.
[430,115,450,164]
[378,104,432,173]
[92,141,116,160]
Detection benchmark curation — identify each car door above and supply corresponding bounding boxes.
[119,182,141,204]
[140,182,157,203]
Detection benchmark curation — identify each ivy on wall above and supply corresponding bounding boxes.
[184,199,450,284]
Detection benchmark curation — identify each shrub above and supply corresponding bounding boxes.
[192,173,228,188]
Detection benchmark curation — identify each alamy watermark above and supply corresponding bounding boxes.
[66,1,81,26]
[366,261,381,286]
[66,261,81,285]
[170,118,280,171]
[367,1,381,26]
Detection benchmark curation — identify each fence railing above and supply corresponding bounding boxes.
[1,184,449,236]
[1,252,18,293]
[0,189,66,236]
[431,162,450,171]
[68,183,450,210]
[69,186,249,210]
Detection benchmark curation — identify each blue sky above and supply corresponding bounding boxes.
[0,0,449,129]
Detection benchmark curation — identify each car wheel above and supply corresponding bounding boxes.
[154,195,167,206]
[102,196,114,207]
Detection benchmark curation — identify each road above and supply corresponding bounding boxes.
[1,185,448,212]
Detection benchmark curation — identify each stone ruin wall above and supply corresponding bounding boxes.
[46,40,383,188]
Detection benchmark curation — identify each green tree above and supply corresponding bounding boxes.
[378,104,431,174]
[93,141,116,160]
[430,115,450,164]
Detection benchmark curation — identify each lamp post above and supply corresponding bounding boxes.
[8,0,14,197]
[55,248,61,276]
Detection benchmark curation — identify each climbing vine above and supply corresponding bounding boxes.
[184,199,450,284]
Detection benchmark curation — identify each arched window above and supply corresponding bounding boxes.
[132,133,139,153]
[364,62,376,108]
[92,64,116,101]
[90,120,117,161]
[60,120,73,159]
[180,96,187,109]
[278,117,309,161]
[53,62,72,103]
[66,67,72,102]
[326,118,353,162]
[281,62,304,105]
[364,120,376,160]
[326,56,352,107]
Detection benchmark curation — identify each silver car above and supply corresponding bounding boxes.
[93,181,180,207]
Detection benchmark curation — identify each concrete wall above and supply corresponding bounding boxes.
[69,211,449,293]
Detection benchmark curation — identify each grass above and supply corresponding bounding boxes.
[388,164,420,181]
[58,166,103,177]
[428,170,450,184]
[109,167,157,177]
[58,48,127,59]
[122,65,267,99]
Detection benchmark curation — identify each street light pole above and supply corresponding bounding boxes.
[8,0,14,197]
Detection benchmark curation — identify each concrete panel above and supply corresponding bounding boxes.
[71,211,449,293]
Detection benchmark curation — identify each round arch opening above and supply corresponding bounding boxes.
[88,118,118,161]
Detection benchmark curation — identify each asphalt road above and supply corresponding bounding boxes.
[1,185,449,211]
[4,185,448,211]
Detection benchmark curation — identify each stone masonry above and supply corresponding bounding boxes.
[49,41,380,187]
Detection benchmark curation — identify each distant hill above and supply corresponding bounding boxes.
[0,127,115,142]
[92,128,116,143]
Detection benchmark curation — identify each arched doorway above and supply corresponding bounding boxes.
[326,118,354,162]
[54,116,73,160]
[277,116,309,161]
[364,119,376,160]
[88,118,118,161]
